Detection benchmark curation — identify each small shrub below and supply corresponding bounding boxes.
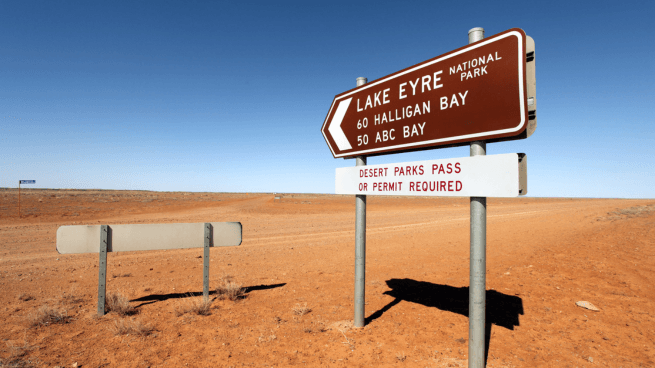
[59,288,84,305]
[30,306,70,327]
[111,319,155,337]
[215,276,245,301]
[0,340,36,368]
[174,296,213,316]
[257,332,277,342]
[105,291,136,316]
[0,356,34,368]
[396,352,407,362]
[292,303,311,317]
[0,354,35,368]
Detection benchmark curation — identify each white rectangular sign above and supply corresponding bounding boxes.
[336,153,526,197]
[56,222,242,254]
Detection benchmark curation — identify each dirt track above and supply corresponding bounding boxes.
[1,189,654,367]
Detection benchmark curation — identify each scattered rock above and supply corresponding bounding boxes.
[576,301,600,311]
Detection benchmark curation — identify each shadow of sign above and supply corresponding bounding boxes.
[131,283,286,308]
[367,278,524,363]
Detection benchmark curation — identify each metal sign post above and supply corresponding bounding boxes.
[18,180,35,218]
[204,223,212,298]
[354,77,368,328]
[468,27,487,368]
[98,225,109,316]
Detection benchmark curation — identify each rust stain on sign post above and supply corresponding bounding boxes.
[321,28,534,158]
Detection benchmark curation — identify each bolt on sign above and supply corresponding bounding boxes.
[321,28,536,158]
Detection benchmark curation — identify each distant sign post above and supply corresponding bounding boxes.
[322,27,536,368]
[18,180,35,218]
[321,28,535,158]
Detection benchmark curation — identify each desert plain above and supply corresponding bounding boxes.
[0,188,654,367]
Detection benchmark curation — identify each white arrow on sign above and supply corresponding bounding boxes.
[327,97,352,151]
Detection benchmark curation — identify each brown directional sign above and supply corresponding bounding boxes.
[321,28,536,158]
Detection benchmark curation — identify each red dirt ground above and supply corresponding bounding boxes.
[1,189,654,367]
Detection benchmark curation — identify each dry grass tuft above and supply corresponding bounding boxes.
[110,319,155,337]
[105,291,136,316]
[0,355,36,368]
[59,287,84,305]
[257,331,277,343]
[292,303,311,316]
[174,296,213,316]
[0,356,35,368]
[30,305,70,327]
[0,340,37,368]
[215,276,245,301]
[600,205,655,221]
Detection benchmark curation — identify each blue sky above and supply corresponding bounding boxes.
[1,1,653,198]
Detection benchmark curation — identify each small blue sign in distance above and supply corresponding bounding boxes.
[19,180,35,184]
